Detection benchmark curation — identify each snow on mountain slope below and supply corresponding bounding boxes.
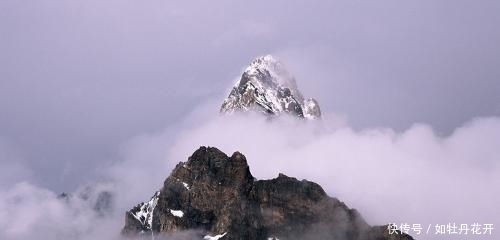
[220,55,321,119]
[130,191,160,231]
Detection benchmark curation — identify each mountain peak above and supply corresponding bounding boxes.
[221,55,321,119]
[122,146,414,240]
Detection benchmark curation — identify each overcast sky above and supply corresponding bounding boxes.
[1,2,500,240]
[1,0,500,191]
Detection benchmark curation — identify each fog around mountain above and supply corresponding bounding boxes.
[1,1,500,239]
[1,101,499,239]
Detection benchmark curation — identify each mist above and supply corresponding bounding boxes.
[1,102,499,239]
[167,110,500,240]
[2,0,500,191]
[1,1,500,239]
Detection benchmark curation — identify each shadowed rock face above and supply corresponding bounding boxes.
[122,147,413,240]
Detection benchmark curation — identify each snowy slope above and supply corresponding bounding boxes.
[130,191,160,230]
[220,55,321,119]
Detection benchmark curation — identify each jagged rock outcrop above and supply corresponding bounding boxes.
[122,147,413,240]
[220,55,321,120]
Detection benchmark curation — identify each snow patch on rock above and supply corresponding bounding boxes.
[204,232,227,240]
[170,209,184,218]
[131,191,160,230]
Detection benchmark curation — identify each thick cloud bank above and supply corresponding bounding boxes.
[1,108,499,240]
[170,114,500,239]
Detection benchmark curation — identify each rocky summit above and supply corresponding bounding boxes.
[122,147,413,240]
[220,55,321,119]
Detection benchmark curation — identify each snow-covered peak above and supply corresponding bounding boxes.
[221,55,321,119]
[242,55,301,100]
[244,55,278,75]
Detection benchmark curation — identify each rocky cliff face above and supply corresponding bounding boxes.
[220,55,321,120]
[122,147,413,240]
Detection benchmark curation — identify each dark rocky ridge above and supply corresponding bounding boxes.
[122,147,413,240]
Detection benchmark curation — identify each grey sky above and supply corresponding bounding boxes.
[1,0,500,191]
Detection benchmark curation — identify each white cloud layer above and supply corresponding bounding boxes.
[167,113,500,240]
[1,105,499,239]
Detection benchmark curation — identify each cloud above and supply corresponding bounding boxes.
[0,182,121,240]
[1,104,499,239]
[2,0,500,192]
[1,1,499,239]
[163,110,500,240]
